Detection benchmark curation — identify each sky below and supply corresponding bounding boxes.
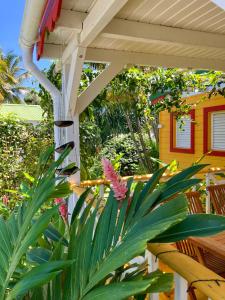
[0,0,50,85]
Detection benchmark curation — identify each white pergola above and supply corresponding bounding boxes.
[20,0,225,190]
[19,1,225,299]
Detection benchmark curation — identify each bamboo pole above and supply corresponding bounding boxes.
[148,243,225,300]
[73,167,225,188]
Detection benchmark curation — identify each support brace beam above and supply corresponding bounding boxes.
[76,61,124,114]
[65,46,86,115]
[85,48,225,71]
[80,0,129,47]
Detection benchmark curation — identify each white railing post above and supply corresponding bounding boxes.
[174,273,188,300]
[145,250,159,300]
[99,184,105,199]
[205,173,211,214]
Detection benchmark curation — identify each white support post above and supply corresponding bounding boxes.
[66,113,81,216]
[145,250,159,300]
[205,173,211,214]
[174,273,188,300]
[99,184,105,199]
[65,46,86,116]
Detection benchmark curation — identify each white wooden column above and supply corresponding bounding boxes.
[174,273,188,300]
[61,44,85,216]
[145,250,159,300]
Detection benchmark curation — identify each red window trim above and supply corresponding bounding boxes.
[170,110,195,154]
[36,0,62,60]
[203,105,225,157]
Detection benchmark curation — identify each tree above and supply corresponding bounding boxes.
[0,51,29,103]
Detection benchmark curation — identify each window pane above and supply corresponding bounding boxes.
[212,112,225,151]
[176,116,191,149]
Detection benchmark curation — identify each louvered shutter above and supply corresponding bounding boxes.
[212,112,225,151]
[176,116,191,149]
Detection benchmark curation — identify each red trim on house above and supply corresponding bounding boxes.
[151,95,165,105]
[170,110,195,154]
[36,0,62,60]
[203,105,225,157]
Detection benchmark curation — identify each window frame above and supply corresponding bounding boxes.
[204,105,225,157]
[170,110,195,154]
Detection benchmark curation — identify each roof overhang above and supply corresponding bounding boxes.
[20,0,225,71]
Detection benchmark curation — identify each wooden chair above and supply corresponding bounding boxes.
[177,191,225,279]
[207,184,225,215]
[176,192,204,262]
[185,191,204,214]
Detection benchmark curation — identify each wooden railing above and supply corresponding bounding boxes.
[148,243,225,300]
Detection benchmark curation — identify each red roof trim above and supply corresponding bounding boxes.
[170,110,195,154]
[36,0,62,60]
[203,105,225,157]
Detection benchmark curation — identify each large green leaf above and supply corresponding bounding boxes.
[151,214,225,242]
[82,195,188,295]
[7,261,72,299]
[83,270,173,300]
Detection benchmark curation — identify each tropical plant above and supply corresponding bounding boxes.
[0,114,53,210]
[0,51,29,103]
[2,148,225,299]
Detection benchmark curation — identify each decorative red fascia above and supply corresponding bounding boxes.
[170,110,195,154]
[203,105,225,157]
[36,0,62,60]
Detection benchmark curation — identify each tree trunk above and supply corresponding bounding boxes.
[135,114,154,172]
[123,110,148,171]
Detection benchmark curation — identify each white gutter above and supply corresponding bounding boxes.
[19,0,61,145]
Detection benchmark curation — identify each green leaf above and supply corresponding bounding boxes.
[83,195,188,294]
[151,214,225,243]
[82,279,157,300]
[165,164,208,188]
[27,248,52,264]
[44,224,68,247]
[159,178,201,202]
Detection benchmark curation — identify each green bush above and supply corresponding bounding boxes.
[88,133,159,179]
[0,114,53,211]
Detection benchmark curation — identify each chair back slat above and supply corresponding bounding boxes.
[176,191,203,258]
[185,191,204,214]
[207,184,225,215]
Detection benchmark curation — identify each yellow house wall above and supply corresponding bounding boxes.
[159,94,225,169]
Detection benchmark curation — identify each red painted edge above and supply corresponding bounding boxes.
[203,105,225,157]
[170,110,195,154]
[151,95,165,105]
[36,0,62,60]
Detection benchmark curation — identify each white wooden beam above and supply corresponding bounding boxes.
[76,61,124,114]
[102,18,225,50]
[80,0,129,47]
[55,10,225,51]
[85,48,225,71]
[43,45,225,71]
[56,9,85,32]
[65,46,86,115]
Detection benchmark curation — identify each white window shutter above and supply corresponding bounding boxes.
[176,116,191,149]
[212,112,225,151]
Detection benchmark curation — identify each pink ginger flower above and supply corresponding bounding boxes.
[101,158,128,201]
[54,198,68,221]
[2,195,9,206]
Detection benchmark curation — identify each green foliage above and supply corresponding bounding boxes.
[0,114,53,212]
[1,150,225,299]
[89,133,159,178]
[38,63,62,120]
[0,147,72,299]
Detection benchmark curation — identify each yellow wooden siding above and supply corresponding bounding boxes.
[159,94,225,169]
